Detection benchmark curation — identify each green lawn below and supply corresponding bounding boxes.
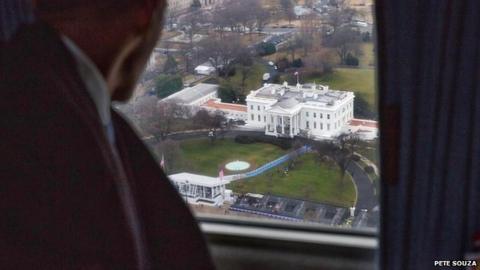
[359,42,375,68]
[228,153,357,207]
[305,68,376,108]
[177,138,287,177]
[175,139,356,207]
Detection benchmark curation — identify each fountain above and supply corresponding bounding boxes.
[225,160,251,171]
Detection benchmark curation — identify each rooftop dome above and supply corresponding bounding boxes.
[277,97,300,109]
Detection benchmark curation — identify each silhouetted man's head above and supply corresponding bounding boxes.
[34,0,166,101]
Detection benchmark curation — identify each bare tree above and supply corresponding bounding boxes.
[179,10,203,47]
[211,6,231,36]
[192,109,227,143]
[254,8,272,32]
[235,47,254,94]
[325,0,358,32]
[234,0,258,33]
[335,133,361,184]
[285,37,298,62]
[298,14,322,56]
[311,133,361,185]
[148,100,187,141]
[216,0,244,32]
[280,0,295,25]
[198,36,243,77]
[192,109,212,129]
[165,7,179,30]
[303,49,336,74]
[325,26,362,65]
[210,111,227,143]
[304,0,314,8]
[134,96,160,137]
[155,139,182,173]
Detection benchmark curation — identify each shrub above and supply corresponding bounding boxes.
[234,135,256,144]
[276,57,290,72]
[364,165,375,174]
[345,53,359,66]
[155,74,183,98]
[258,42,277,56]
[292,58,304,68]
[234,135,292,150]
[352,154,361,162]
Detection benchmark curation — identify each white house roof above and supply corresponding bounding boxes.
[277,97,300,109]
[248,83,354,111]
[164,83,218,105]
[169,172,230,187]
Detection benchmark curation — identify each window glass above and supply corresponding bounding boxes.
[116,0,379,230]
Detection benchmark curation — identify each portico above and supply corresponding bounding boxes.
[266,111,301,138]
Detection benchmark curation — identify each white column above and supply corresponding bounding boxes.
[281,116,285,134]
[273,114,278,135]
[293,115,296,135]
[297,114,301,131]
[289,116,293,137]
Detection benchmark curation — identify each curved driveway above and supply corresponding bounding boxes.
[347,162,378,212]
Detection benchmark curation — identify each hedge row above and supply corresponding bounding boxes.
[234,135,292,150]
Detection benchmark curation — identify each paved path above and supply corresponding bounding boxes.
[347,161,378,212]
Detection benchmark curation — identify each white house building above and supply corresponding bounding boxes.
[163,83,248,121]
[169,172,231,206]
[246,82,355,139]
[163,83,218,106]
[202,99,248,121]
[345,118,378,140]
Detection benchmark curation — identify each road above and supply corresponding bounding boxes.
[347,161,378,212]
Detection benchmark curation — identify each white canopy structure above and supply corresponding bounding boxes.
[169,172,230,206]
